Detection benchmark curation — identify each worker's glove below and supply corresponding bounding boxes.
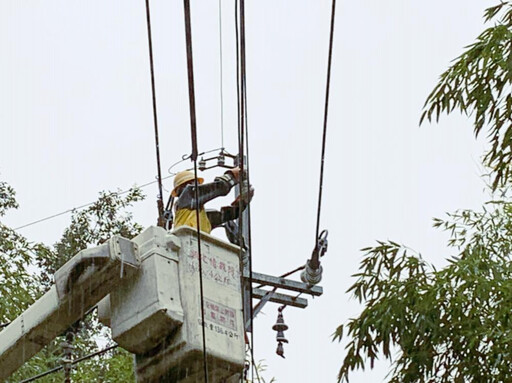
[225,166,241,182]
[231,181,254,206]
[216,174,237,188]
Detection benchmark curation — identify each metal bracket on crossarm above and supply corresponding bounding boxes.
[243,271,323,329]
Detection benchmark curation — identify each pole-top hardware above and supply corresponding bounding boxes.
[198,149,236,172]
[301,229,328,285]
[272,307,289,358]
[198,157,207,171]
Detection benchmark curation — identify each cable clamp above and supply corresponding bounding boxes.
[300,230,328,286]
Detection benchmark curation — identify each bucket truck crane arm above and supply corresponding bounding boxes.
[0,236,140,381]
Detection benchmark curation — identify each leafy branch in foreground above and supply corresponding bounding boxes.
[335,193,512,382]
[0,181,48,322]
[36,188,145,289]
[421,1,512,189]
[1,183,145,382]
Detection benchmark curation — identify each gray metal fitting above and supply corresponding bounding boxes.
[300,260,323,286]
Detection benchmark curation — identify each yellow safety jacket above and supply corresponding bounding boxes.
[174,207,212,234]
[173,174,237,234]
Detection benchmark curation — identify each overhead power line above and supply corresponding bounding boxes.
[234,1,259,381]
[218,0,225,149]
[19,345,119,383]
[12,175,173,231]
[144,0,165,224]
[182,0,209,381]
[13,143,225,232]
[314,0,337,245]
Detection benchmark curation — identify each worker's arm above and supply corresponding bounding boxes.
[175,171,238,210]
[206,206,240,229]
[206,185,254,229]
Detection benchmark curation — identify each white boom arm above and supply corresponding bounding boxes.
[0,236,139,380]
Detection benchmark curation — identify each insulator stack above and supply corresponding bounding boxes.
[272,307,289,358]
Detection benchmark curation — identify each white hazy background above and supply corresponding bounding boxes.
[0,0,495,381]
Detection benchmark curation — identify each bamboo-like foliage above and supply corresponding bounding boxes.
[336,2,512,381]
[421,1,512,189]
[336,192,512,382]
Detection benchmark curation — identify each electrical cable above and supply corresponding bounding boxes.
[314,0,336,246]
[183,0,199,163]
[72,344,118,365]
[167,147,225,175]
[235,0,244,300]
[144,0,165,223]
[218,0,225,149]
[234,4,253,382]
[239,2,257,382]
[191,160,209,383]
[13,145,228,232]
[241,39,256,382]
[19,365,62,383]
[12,175,174,231]
[234,0,241,163]
[11,0,170,234]
[182,0,209,381]
[235,1,259,381]
[234,0,245,331]
[18,345,119,383]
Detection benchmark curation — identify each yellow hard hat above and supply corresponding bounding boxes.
[172,171,204,197]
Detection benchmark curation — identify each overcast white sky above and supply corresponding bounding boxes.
[0,0,497,381]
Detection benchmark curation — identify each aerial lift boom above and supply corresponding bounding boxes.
[0,226,248,382]
[0,236,139,380]
[0,224,324,382]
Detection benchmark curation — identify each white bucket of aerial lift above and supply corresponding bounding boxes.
[105,225,245,382]
[99,225,185,354]
[0,236,140,381]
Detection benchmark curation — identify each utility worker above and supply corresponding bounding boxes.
[171,167,253,239]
